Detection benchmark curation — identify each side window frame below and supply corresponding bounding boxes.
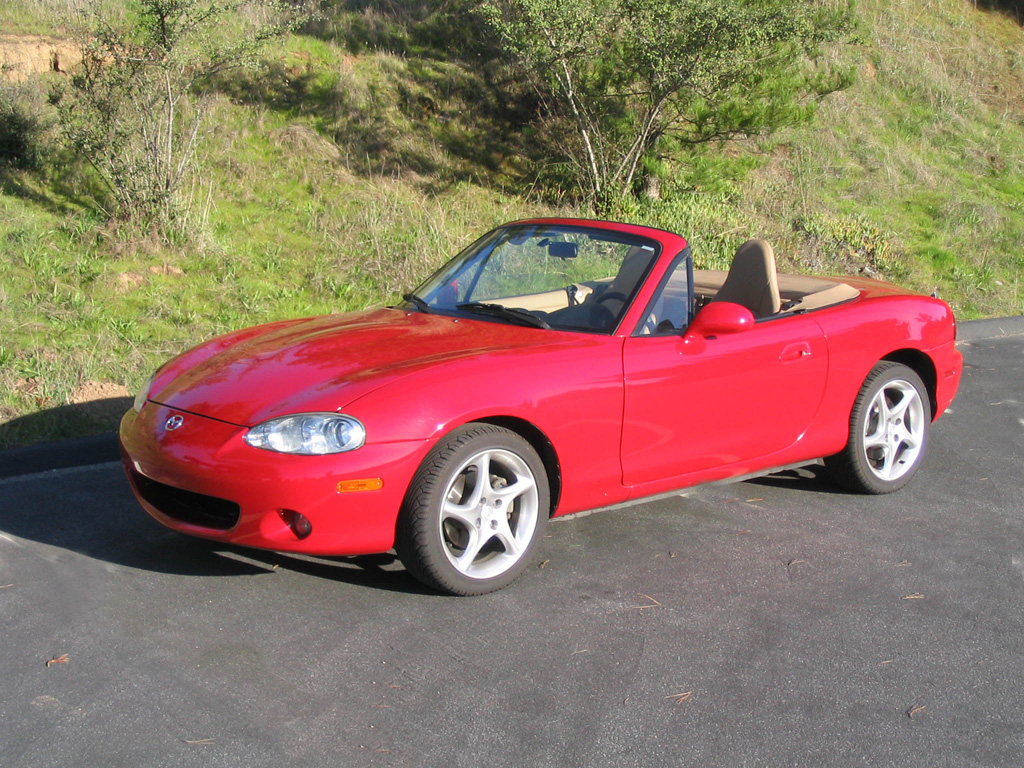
[632,246,694,337]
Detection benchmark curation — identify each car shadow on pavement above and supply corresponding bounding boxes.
[0,477,268,578]
[218,547,436,595]
[0,464,433,594]
[747,464,854,494]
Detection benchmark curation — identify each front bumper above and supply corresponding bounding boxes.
[119,403,431,556]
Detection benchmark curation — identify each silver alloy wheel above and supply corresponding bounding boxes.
[862,378,926,482]
[438,448,540,580]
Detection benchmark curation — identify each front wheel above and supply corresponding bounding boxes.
[824,361,930,494]
[395,424,550,595]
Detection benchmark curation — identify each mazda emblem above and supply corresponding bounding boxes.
[165,415,184,431]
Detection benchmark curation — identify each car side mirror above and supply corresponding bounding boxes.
[686,302,755,338]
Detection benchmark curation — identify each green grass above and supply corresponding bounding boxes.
[0,0,80,35]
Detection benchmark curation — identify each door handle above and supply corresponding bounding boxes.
[779,342,812,362]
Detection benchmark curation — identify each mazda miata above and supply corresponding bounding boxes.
[120,218,963,594]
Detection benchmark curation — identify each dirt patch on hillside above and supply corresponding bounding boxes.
[112,264,185,294]
[70,380,132,424]
[71,380,131,403]
[1,34,79,82]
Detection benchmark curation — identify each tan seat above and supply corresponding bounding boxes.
[712,239,781,318]
[595,245,655,317]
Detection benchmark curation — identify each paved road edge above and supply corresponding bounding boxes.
[956,314,1024,342]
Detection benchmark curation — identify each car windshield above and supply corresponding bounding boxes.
[406,224,660,333]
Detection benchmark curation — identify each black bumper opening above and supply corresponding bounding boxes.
[131,469,241,530]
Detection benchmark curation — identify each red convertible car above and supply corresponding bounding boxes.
[120,218,962,594]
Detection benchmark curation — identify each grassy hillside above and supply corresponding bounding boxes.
[742,0,1024,318]
[1,0,1023,448]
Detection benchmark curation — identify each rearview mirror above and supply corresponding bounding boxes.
[547,241,578,259]
[687,302,755,338]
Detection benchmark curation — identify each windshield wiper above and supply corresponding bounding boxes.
[402,292,432,314]
[456,302,551,329]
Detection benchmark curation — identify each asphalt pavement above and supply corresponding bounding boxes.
[1,317,1022,767]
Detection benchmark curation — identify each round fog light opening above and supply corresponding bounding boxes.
[279,510,312,539]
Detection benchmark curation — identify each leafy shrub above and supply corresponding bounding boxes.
[0,78,50,170]
[53,0,309,233]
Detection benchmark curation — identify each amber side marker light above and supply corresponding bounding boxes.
[337,478,384,493]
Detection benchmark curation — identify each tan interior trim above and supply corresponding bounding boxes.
[696,269,859,315]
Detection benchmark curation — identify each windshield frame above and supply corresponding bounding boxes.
[402,223,664,335]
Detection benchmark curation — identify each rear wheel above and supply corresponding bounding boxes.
[395,423,549,595]
[824,362,930,494]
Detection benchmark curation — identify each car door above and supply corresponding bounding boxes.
[620,308,828,487]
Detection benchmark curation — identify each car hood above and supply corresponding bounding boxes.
[151,308,560,426]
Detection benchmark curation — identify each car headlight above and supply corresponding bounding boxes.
[133,372,156,413]
[244,413,366,455]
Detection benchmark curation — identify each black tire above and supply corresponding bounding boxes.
[395,423,550,595]
[824,362,930,494]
